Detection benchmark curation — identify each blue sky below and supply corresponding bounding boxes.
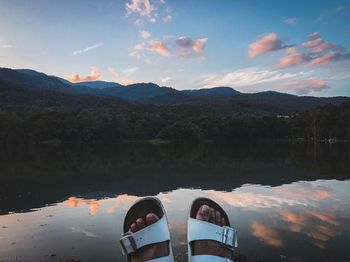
[0,0,350,96]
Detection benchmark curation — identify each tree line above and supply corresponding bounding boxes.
[1,102,349,146]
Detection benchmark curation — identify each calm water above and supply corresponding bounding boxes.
[0,142,350,261]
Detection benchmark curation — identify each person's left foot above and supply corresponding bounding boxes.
[129,213,168,262]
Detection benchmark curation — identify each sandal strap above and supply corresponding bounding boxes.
[188,217,238,248]
[191,255,233,262]
[148,255,174,262]
[120,216,170,255]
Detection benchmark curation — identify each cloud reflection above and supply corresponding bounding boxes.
[64,180,349,250]
[250,221,283,247]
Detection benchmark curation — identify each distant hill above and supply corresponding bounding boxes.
[182,86,241,96]
[1,67,350,116]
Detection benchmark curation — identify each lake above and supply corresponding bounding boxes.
[0,142,350,261]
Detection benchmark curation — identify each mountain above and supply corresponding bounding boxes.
[102,83,178,100]
[72,80,122,89]
[182,86,241,96]
[1,67,350,117]
[0,68,72,93]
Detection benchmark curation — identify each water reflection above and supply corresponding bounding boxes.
[1,180,348,261]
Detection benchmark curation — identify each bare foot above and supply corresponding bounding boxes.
[129,213,169,262]
[192,204,233,259]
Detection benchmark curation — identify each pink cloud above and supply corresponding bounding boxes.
[175,36,208,59]
[277,79,329,95]
[134,40,170,56]
[248,33,288,57]
[278,52,309,68]
[309,52,340,66]
[302,38,323,48]
[310,42,335,54]
[193,38,208,55]
[308,32,320,39]
[148,40,170,56]
[68,67,102,83]
[277,32,350,68]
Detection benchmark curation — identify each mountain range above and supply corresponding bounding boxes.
[1,67,349,116]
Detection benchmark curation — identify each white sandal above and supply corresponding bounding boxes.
[187,197,238,262]
[120,197,174,262]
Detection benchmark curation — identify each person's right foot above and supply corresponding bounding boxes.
[192,204,234,259]
[129,213,169,262]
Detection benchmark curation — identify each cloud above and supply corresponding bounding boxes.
[161,76,172,83]
[131,35,208,60]
[125,0,156,22]
[278,52,310,68]
[309,52,350,66]
[163,14,172,23]
[175,36,208,59]
[277,79,330,95]
[302,37,323,48]
[108,67,135,85]
[148,40,170,56]
[72,43,103,56]
[134,40,170,57]
[248,33,290,57]
[125,0,172,25]
[0,44,12,48]
[310,43,335,54]
[133,40,170,56]
[198,67,310,88]
[122,66,139,77]
[284,18,298,25]
[68,67,102,83]
[250,221,283,247]
[278,32,350,68]
[308,32,320,39]
[139,30,151,39]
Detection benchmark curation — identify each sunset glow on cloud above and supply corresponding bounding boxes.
[69,67,102,83]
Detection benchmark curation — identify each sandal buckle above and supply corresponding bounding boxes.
[120,232,137,255]
[222,226,237,248]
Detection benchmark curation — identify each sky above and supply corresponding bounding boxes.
[0,0,350,96]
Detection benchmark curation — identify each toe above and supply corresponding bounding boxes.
[136,218,146,230]
[215,211,221,226]
[130,222,138,233]
[146,213,159,225]
[221,218,226,226]
[196,205,210,221]
[209,208,215,223]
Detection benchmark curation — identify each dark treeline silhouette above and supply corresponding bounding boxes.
[1,102,350,145]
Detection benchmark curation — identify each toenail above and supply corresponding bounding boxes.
[201,205,210,215]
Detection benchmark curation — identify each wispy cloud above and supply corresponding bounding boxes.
[248,33,291,57]
[0,44,13,48]
[198,67,311,88]
[276,79,330,95]
[161,76,172,83]
[163,14,172,23]
[284,18,298,25]
[108,67,136,85]
[139,30,152,39]
[122,66,139,77]
[72,43,103,56]
[68,67,102,83]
